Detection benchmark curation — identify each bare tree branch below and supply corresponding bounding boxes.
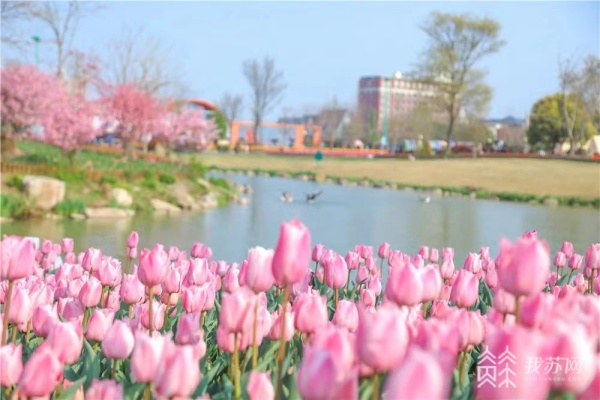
[1,1,31,50]
[242,55,286,144]
[27,0,98,79]
[217,93,244,123]
[103,26,181,96]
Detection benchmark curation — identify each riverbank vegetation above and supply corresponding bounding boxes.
[200,153,600,208]
[0,141,233,220]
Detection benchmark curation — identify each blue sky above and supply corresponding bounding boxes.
[6,1,599,121]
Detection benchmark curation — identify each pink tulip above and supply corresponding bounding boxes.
[294,292,328,334]
[61,238,74,254]
[485,268,498,288]
[138,244,169,287]
[420,265,442,302]
[247,371,274,400]
[367,276,382,297]
[127,231,139,248]
[102,320,134,359]
[56,263,83,282]
[245,246,275,293]
[585,243,600,269]
[139,299,166,331]
[85,309,116,342]
[86,379,124,400]
[40,239,53,254]
[0,343,22,386]
[385,262,423,306]
[322,250,349,289]
[32,304,58,338]
[430,248,439,263]
[312,244,326,263]
[47,321,83,364]
[57,297,84,322]
[522,230,538,239]
[268,304,294,342]
[344,251,361,270]
[1,236,36,281]
[493,288,516,315]
[175,312,203,346]
[162,267,181,294]
[219,290,254,334]
[418,245,430,260]
[154,342,201,398]
[297,345,358,400]
[8,286,33,325]
[190,242,210,259]
[384,347,446,400]
[561,241,574,258]
[497,237,551,297]
[97,258,122,287]
[127,247,138,259]
[463,253,482,273]
[81,247,103,273]
[332,299,359,332]
[78,276,102,308]
[440,257,454,280]
[184,258,212,286]
[553,251,567,268]
[569,253,583,270]
[548,271,558,286]
[131,331,165,383]
[361,288,376,307]
[168,246,180,261]
[355,266,369,284]
[18,345,63,397]
[378,242,390,259]
[311,325,355,377]
[356,304,409,371]
[272,219,311,286]
[450,269,479,308]
[120,274,145,305]
[222,266,240,293]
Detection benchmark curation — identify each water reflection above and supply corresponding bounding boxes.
[1,174,598,264]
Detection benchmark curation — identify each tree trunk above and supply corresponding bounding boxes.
[252,120,261,148]
[1,123,18,158]
[123,138,134,161]
[444,114,456,158]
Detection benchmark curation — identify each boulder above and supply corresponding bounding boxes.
[172,183,197,210]
[0,217,14,224]
[432,188,444,197]
[70,213,87,220]
[199,193,218,209]
[469,192,477,200]
[85,207,135,218]
[22,176,66,211]
[110,188,133,207]
[238,197,250,206]
[150,199,181,214]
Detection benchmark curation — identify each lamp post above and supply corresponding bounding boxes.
[32,35,41,67]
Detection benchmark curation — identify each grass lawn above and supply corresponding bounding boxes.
[197,153,600,199]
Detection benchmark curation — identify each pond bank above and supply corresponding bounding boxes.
[208,166,600,209]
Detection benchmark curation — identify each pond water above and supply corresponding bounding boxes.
[2,173,599,265]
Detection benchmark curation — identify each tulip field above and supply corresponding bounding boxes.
[1,220,599,400]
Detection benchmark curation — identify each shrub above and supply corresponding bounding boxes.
[55,169,86,184]
[159,173,176,185]
[0,194,27,218]
[187,156,207,179]
[209,177,231,191]
[54,199,86,216]
[6,175,24,191]
[100,175,120,186]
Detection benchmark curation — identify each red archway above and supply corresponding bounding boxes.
[186,99,218,111]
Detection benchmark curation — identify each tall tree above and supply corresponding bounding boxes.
[104,26,181,96]
[559,55,600,155]
[159,107,219,153]
[28,0,97,79]
[527,93,595,153]
[242,56,286,144]
[416,12,505,155]
[319,97,343,148]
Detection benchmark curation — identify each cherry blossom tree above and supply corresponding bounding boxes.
[159,106,219,153]
[102,84,166,158]
[42,91,99,162]
[0,64,60,156]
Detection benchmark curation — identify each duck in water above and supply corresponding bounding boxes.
[280,192,294,203]
[306,190,323,203]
